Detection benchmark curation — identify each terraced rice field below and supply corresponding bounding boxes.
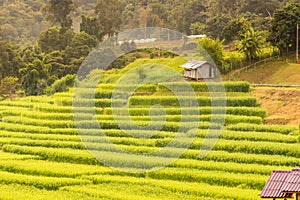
[0,82,298,199]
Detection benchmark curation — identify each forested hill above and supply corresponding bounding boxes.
[0,0,293,46]
[1,0,300,99]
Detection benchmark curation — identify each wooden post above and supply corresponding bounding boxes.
[297,23,299,63]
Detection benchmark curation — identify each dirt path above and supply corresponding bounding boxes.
[252,87,300,126]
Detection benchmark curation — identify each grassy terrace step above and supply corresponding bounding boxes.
[0,184,97,200]
[158,82,251,93]
[0,170,91,190]
[0,151,39,160]
[94,81,251,93]
[147,168,267,190]
[104,106,267,117]
[1,136,299,157]
[32,104,267,117]
[129,96,258,107]
[95,84,158,93]
[0,152,288,177]
[63,183,218,200]
[3,145,300,167]
[54,96,259,107]
[0,159,113,178]
[0,126,297,143]
[227,123,297,134]
[170,159,291,175]
[2,117,221,131]
[34,104,103,114]
[64,175,259,200]
[2,112,263,125]
[56,91,251,99]
[55,98,125,108]
[0,101,35,108]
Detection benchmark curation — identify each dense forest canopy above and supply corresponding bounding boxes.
[1,0,300,97]
[0,0,297,45]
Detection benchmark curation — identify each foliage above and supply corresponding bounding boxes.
[19,59,51,96]
[0,41,21,79]
[223,17,251,43]
[38,27,63,54]
[270,3,300,54]
[223,51,246,73]
[0,76,20,100]
[95,0,122,38]
[197,37,225,70]
[45,74,76,96]
[38,27,75,54]
[239,27,264,60]
[42,0,75,28]
[80,15,103,41]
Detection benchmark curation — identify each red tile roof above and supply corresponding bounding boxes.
[260,169,300,198]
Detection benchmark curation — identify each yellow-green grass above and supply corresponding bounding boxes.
[226,61,300,84]
[0,80,298,199]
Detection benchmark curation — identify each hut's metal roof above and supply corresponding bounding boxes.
[260,169,300,198]
[282,169,300,193]
[180,60,210,70]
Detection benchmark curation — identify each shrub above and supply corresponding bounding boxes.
[45,74,76,96]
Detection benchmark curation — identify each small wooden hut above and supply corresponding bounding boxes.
[180,60,215,80]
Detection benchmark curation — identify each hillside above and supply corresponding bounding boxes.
[225,60,300,84]
[0,81,299,199]
[252,87,300,126]
[223,59,300,125]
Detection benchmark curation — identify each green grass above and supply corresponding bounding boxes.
[0,78,299,199]
[98,57,187,84]
[226,60,300,84]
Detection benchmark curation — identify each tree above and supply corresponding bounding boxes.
[190,22,205,35]
[120,41,136,52]
[37,27,61,53]
[43,51,67,79]
[205,14,230,39]
[42,0,75,28]
[38,27,75,53]
[95,0,122,38]
[239,27,264,61]
[19,59,51,95]
[0,76,19,100]
[80,15,104,41]
[222,17,251,43]
[270,3,300,54]
[240,0,280,17]
[64,31,98,75]
[0,41,21,79]
[197,37,225,68]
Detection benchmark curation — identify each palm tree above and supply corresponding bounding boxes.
[239,27,264,62]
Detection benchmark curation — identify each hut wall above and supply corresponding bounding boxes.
[197,64,213,79]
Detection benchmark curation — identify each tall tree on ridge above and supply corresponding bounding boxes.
[42,0,75,29]
[95,0,123,38]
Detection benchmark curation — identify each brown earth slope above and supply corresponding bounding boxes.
[252,87,300,126]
